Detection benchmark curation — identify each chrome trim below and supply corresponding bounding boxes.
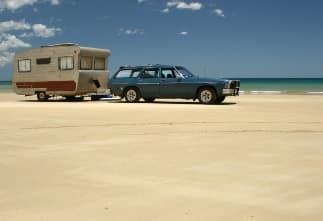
[223,89,235,94]
[223,88,239,95]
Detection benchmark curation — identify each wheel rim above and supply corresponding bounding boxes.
[126,89,137,102]
[200,89,213,103]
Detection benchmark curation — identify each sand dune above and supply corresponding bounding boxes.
[0,93,323,221]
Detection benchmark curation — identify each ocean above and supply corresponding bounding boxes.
[0,81,13,92]
[1,78,323,94]
[239,78,323,94]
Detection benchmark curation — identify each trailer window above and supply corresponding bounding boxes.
[36,57,51,65]
[94,57,105,70]
[59,56,74,70]
[18,59,31,72]
[80,56,92,70]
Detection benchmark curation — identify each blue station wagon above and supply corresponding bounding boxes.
[109,65,240,104]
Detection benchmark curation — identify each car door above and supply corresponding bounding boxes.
[159,67,191,98]
[136,67,160,98]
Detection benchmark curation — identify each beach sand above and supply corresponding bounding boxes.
[0,93,322,221]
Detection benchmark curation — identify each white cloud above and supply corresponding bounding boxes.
[50,0,59,5]
[0,20,31,33]
[213,8,225,17]
[119,28,144,35]
[161,8,169,13]
[32,23,61,38]
[0,0,38,11]
[166,1,202,11]
[0,33,31,51]
[0,20,61,38]
[166,1,178,7]
[0,0,61,67]
[0,20,61,66]
[19,32,33,38]
[137,0,146,3]
[178,31,188,35]
[0,0,60,12]
[0,51,14,66]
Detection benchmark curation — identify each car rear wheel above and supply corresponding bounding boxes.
[124,88,140,102]
[198,87,216,104]
[37,92,48,101]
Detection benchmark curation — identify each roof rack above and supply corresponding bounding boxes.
[41,43,77,48]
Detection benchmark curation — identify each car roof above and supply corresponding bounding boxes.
[119,64,179,69]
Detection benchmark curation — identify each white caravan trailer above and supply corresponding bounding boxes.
[12,43,111,101]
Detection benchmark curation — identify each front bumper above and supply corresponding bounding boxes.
[223,88,239,96]
[222,80,240,96]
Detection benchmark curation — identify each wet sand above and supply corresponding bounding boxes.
[0,93,323,221]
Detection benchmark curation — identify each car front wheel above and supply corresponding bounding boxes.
[124,88,140,102]
[198,87,216,104]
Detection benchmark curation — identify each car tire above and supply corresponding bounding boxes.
[124,88,140,103]
[198,87,216,104]
[214,96,225,104]
[37,92,48,101]
[144,98,155,103]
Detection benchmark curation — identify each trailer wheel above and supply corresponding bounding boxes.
[37,92,48,101]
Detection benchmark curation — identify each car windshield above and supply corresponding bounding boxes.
[175,66,194,78]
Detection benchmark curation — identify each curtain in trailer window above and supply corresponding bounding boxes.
[94,57,105,70]
[59,57,74,70]
[18,59,31,72]
[80,56,93,70]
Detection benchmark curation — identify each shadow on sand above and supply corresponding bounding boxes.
[150,101,237,105]
[19,98,237,105]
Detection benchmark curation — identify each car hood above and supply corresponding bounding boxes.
[188,76,226,84]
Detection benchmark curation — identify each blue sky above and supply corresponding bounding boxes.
[0,0,322,80]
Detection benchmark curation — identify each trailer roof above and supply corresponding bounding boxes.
[80,47,111,55]
[40,43,110,54]
[41,43,77,48]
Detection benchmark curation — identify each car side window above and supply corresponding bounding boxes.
[115,69,132,78]
[115,69,143,78]
[161,68,176,79]
[131,69,142,78]
[140,68,158,79]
